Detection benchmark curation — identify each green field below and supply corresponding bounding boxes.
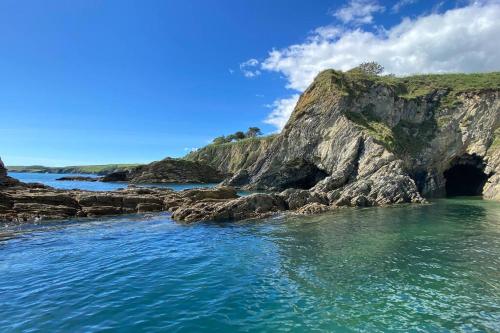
[7,164,142,175]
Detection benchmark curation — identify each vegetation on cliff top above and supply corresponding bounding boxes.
[313,68,500,99]
[212,127,263,145]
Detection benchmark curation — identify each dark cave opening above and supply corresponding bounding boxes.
[269,159,328,190]
[444,155,489,197]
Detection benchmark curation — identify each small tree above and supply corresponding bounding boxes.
[353,61,384,76]
[234,131,246,140]
[246,127,262,138]
[212,136,228,145]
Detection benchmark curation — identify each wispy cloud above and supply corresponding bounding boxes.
[392,0,418,13]
[264,94,300,130]
[332,0,385,25]
[240,58,261,78]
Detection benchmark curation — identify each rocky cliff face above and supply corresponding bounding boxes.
[190,70,499,204]
[127,158,224,184]
[185,136,276,175]
[0,158,19,187]
[0,158,6,179]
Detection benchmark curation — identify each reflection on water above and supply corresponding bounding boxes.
[0,198,499,332]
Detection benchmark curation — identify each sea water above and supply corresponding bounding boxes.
[8,172,216,192]
[0,197,499,332]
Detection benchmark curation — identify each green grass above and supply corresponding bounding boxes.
[344,107,396,150]
[7,164,142,175]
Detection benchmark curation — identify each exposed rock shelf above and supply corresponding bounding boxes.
[102,158,225,184]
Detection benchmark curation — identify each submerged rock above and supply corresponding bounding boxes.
[56,176,99,182]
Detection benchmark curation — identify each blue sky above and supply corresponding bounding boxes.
[1,0,499,166]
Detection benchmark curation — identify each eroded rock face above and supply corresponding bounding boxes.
[172,193,286,222]
[0,158,6,178]
[0,159,20,188]
[0,178,242,223]
[128,158,225,184]
[208,71,498,203]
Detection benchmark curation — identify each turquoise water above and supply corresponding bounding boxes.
[0,198,499,332]
[9,172,216,192]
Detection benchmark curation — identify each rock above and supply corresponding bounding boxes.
[127,158,224,184]
[179,186,238,201]
[295,202,331,215]
[0,158,20,187]
[0,158,6,178]
[189,70,498,202]
[56,176,99,182]
[221,169,250,187]
[185,136,275,175]
[172,193,286,223]
[101,171,130,182]
[280,188,328,210]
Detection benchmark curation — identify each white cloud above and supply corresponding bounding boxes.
[263,2,500,91]
[333,0,385,25]
[392,0,418,13]
[240,58,261,78]
[261,1,500,130]
[264,94,300,130]
[183,147,198,152]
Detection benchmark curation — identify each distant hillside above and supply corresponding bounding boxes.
[7,164,142,175]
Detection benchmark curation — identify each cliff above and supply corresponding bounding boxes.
[128,158,224,183]
[190,70,499,203]
[101,158,225,184]
[185,136,276,175]
[248,70,499,203]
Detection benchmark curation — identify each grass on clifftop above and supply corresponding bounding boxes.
[313,69,500,97]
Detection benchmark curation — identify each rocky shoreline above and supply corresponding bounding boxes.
[1,158,424,223]
[1,70,498,224]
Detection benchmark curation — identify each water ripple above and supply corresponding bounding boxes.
[0,199,499,332]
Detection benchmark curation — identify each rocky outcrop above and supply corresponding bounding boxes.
[103,158,225,184]
[200,70,498,204]
[0,159,20,188]
[0,175,242,222]
[185,136,276,175]
[101,171,129,182]
[56,176,99,182]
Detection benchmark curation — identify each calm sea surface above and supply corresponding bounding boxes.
[1,174,499,332]
[9,172,216,192]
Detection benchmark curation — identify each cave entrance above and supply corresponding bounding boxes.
[444,154,489,197]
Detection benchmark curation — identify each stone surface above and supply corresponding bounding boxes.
[188,70,499,202]
[56,176,99,182]
[1,70,498,224]
[171,193,286,222]
[128,158,225,184]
